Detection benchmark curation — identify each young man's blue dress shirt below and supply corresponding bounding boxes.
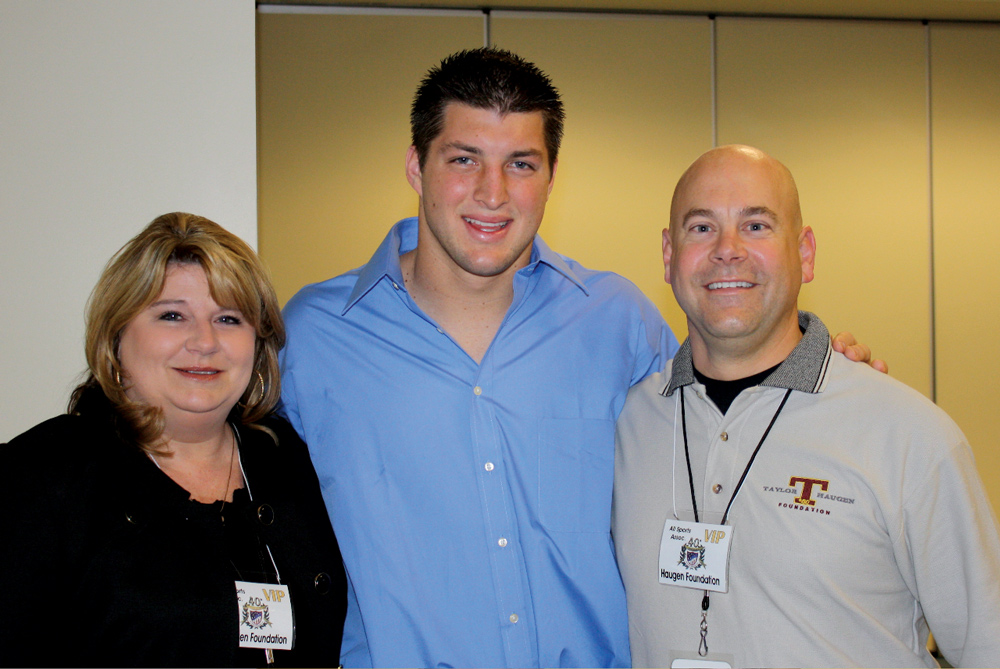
[279,218,679,668]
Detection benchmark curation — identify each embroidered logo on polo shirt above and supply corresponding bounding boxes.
[760,475,856,516]
[789,476,828,505]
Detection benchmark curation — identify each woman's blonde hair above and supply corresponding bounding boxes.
[70,212,285,448]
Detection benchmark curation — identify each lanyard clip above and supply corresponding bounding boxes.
[698,592,710,657]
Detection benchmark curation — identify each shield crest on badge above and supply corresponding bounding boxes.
[678,538,706,570]
[242,601,271,629]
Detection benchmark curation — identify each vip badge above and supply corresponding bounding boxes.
[659,519,733,593]
[236,581,294,650]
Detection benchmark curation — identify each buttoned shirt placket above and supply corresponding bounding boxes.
[393,266,540,668]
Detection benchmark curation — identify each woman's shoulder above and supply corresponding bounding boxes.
[241,413,305,449]
[237,414,314,472]
[2,412,131,500]
[4,412,98,456]
[5,384,128,457]
[237,413,320,490]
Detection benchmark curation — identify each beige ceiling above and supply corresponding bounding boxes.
[260,0,1000,22]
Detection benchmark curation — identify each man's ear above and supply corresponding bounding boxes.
[546,160,558,197]
[662,227,673,285]
[799,226,816,284]
[405,145,423,197]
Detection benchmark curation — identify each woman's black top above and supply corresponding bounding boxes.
[0,387,347,667]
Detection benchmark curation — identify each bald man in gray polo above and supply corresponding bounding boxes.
[612,145,1000,668]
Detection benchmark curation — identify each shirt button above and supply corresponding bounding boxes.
[473,386,482,396]
[696,391,704,399]
[720,431,729,442]
[713,484,723,494]
[485,462,494,472]
[391,281,400,290]
[509,614,519,623]
[498,537,507,547]
[436,327,444,333]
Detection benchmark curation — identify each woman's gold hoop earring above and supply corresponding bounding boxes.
[114,367,122,387]
[253,371,265,402]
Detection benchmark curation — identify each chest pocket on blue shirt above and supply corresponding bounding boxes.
[538,418,615,533]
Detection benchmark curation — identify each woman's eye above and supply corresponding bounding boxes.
[158,311,183,321]
[218,315,243,325]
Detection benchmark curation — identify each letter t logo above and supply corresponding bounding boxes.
[789,477,829,506]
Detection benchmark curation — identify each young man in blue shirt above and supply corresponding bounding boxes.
[280,49,875,668]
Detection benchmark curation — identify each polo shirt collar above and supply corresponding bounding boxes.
[662,311,833,397]
[343,217,589,314]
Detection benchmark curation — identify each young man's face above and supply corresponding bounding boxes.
[664,149,814,355]
[406,102,556,282]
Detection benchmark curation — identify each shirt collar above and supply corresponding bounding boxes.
[529,234,590,296]
[662,311,833,397]
[343,217,589,314]
[343,218,415,314]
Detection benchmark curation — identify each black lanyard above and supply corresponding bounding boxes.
[678,384,793,656]
[680,385,792,525]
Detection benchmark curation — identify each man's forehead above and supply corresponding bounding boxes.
[695,158,781,190]
[675,161,787,211]
[434,103,549,157]
[676,175,786,213]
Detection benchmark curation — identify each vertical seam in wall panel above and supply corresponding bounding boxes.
[711,16,718,147]
[484,10,491,47]
[925,22,937,404]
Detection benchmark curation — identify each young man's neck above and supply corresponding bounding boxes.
[400,248,522,364]
[405,247,519,303]
[688,312,803,381]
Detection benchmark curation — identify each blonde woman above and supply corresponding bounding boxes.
[1,213,345,667]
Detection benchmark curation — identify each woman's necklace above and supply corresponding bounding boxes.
[148,425,238,507]
[218,425,237,512]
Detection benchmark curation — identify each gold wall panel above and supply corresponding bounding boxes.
[257,12,483,304]
[716,17,932,397]
[257,11,998,515]
[491,13,714,339]
[931,23,1000,513]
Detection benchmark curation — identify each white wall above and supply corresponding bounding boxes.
[0,0,258,441]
